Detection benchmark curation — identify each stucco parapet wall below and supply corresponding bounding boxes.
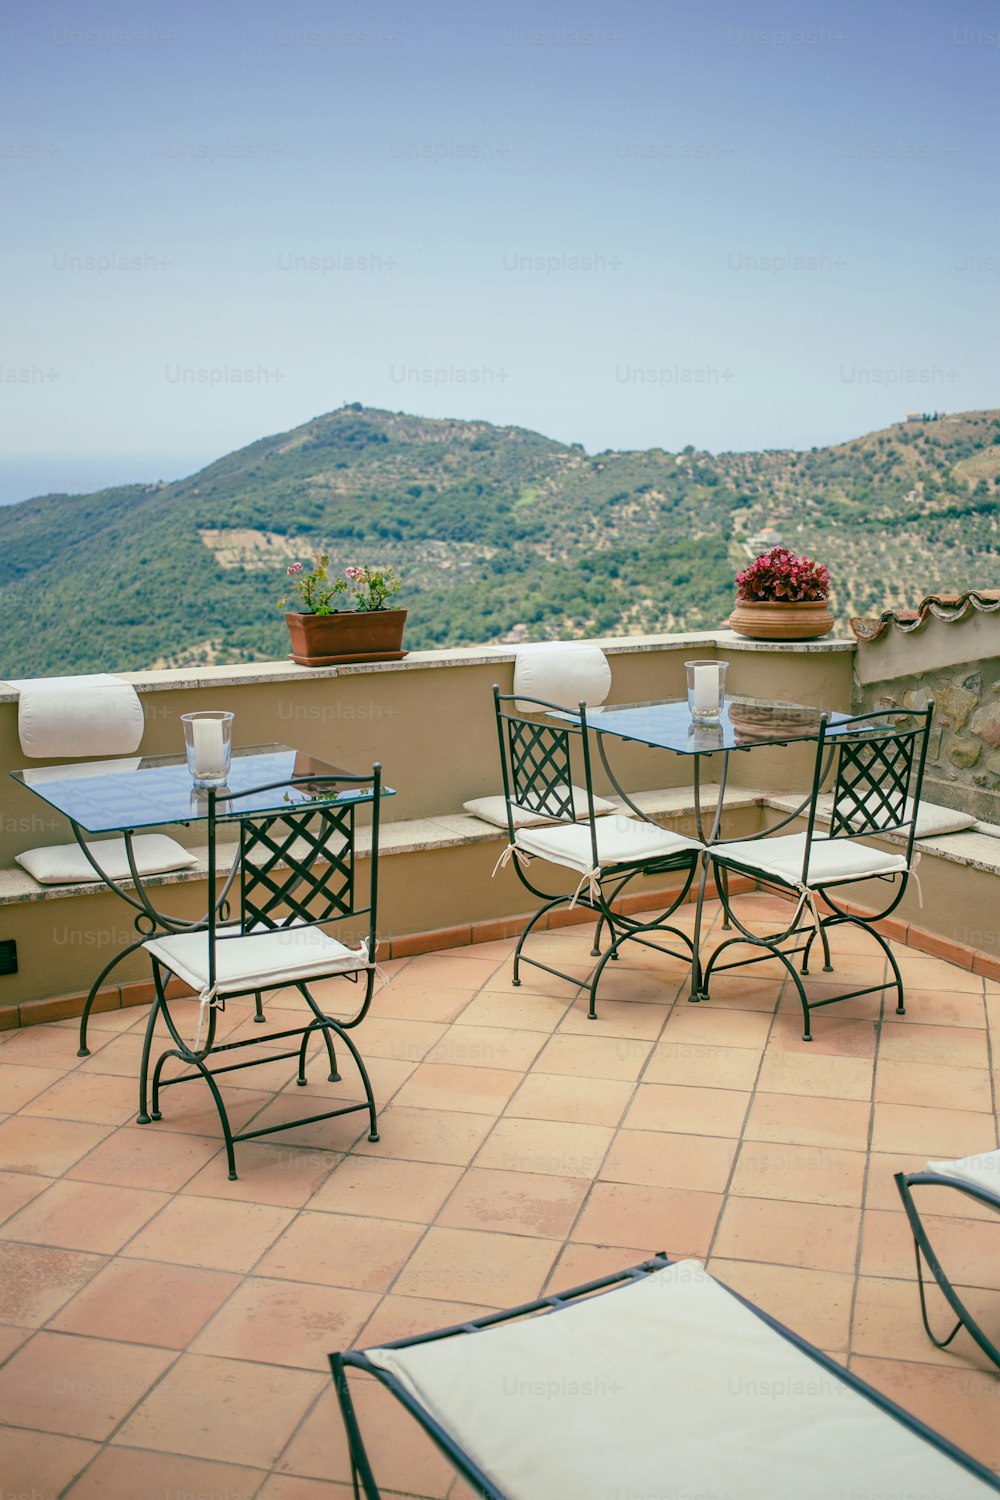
[0,632,857,704]
[853,610,1000,686]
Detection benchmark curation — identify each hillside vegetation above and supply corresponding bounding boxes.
[1,404,998,676]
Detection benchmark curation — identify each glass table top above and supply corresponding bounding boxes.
[551,697,857,754]
[11,744,394,835]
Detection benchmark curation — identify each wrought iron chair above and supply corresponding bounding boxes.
[493,687,702,1018]
[8,674,195,1058]
[136,766,383,1178]
[701,706,932,1039]
[895,1151,1000,1370]
[331,1255,1000,1499]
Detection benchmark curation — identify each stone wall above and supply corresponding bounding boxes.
[853,612,1000,822]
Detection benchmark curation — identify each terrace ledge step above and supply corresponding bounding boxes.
[0,783,756,906]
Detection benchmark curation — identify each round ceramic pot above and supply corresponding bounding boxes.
[284,609,408,666]
[727,599,834,642]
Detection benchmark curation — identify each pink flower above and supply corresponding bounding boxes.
[287,562,303,575]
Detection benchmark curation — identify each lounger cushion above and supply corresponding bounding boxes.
[144,927,368,995]
[366,1259,994,1499]
[463,789,616,828]
[927,1149,1000,1200]
[713,831,907,887]
[17,835,197,885]
[515,816,701,872]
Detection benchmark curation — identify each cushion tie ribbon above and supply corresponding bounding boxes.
[491,843,534,878]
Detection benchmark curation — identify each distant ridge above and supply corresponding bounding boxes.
[1,403,997,676]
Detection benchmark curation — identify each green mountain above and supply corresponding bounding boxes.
[2,404,998,677]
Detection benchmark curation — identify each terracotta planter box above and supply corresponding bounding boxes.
[284,609,408,666]
[728,599,834,642]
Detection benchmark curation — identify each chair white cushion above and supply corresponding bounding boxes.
[843,794,976,838]
[516,815,701,873]
[512,643,612,714]
[927,1149,1000,1200]
[463,789,616,828]
[366,1258,993,1500]
[16,835,197,886]
[713,831,907,887]
[144,926,369,995]
[10,674,144,758]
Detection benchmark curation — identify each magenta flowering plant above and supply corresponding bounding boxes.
[735,546,830,604]
[279,555,402,615]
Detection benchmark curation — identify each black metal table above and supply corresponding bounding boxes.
[550,697,854,1000]
[10,744,394,1053]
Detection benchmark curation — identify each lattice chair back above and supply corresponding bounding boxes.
[205,768,381,991]
[239,801,359,931]
[805,707,933,874]
[494,687,583,827]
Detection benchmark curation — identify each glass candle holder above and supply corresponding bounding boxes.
[685,660,728,724]
[181,711,234,787]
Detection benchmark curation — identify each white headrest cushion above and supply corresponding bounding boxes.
[9,674,144,758]
[513,644,612,714]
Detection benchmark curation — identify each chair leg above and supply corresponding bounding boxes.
[252,989,267,1024]
[883,931,906,1016]
[801,918,834,976]
[306,1015,379,1143]
[136,973,165,1125]
[80,934,151,1057]
[586,896,695,1021]
[297,984,341,1081]
[718,866,732,930]
[895,1173,1000,1370]
[299,987,379,1142]
[150,1045,240,1179]
[512,893,596,990]
[332,1354,383,1500]
[297,1013,341,1086]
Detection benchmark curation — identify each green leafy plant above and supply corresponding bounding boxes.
[280,555,402,615]
[344,564,402,612]
[279,553,346,616]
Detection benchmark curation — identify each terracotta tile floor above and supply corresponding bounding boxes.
[1,895,999,1497]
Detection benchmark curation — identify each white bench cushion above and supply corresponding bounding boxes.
[512,643,612,714]
[144,926,368,995]
[928,1149,1000,1200]
[367,1258,995,1500]
[516,816,701,873]
[11,673,144,757]
[714,832,907,887]
[840,794,976,838]
[463,788,616,828]
[16,835,197,886]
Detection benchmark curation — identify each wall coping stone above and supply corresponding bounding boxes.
[0,631,856,703]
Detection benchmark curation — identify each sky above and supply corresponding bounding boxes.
[0,0,997,504]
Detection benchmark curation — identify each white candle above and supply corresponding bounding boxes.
[190,717,227,775]
[692,664,721,713]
